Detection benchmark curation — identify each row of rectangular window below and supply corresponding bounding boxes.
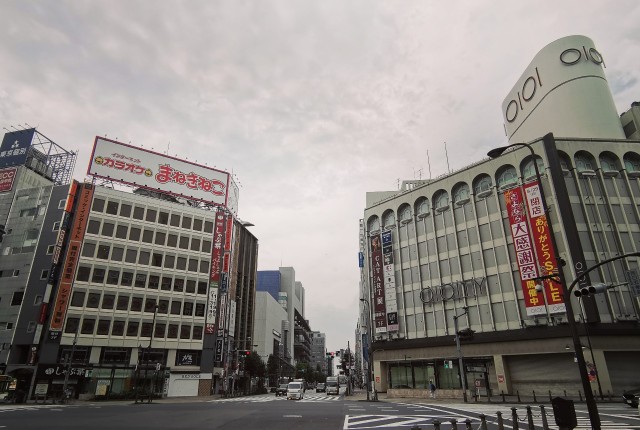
[75,265,209,293]
[65,316,203,340]
[91,198,213,232]
[70,290,206,316]
[80,242,210,274]
[85,218,212,253]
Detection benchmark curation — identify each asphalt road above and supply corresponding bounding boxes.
[1,390,639,430]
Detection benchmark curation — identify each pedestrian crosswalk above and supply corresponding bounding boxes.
[392,402,640,430]
[213,393,343,403]
[344,413,640,430]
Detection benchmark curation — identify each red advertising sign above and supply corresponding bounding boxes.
[224,217,233,251]
[370,234,387,333]
[0,166,17,193]
[222,253,230,273]
[206,210,226,333]
[504,187,544,316]
[524,182,566,314]
[50,184,94,331]
[210,211,226,284]
[87,137,237,212]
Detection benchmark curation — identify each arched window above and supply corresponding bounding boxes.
[367,216,380,234]
[473,175,493,198]
[383,210,396,229]
[415,198,430,218]
[522,156,545,181]
[575,152,596,177]
[398,205,412,224]
[433,191,449,212]
[623,152,640,177]
[496,166,518,190]
[452,183,470,206]
[599,153,620,177]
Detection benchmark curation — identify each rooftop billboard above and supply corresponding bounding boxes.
[0,128,35,168]
[87,137,238,213]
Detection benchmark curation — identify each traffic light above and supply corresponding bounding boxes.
[457,328,475,341]
[238,350,250,356]
[573,283,609,297]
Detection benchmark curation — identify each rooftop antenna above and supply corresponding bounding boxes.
[444,142,451,173]
[427,149,432,179]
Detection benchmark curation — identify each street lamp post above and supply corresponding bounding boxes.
[142,305,159,403]
[135,305,159,404]
[488,142,601,430]
[61,329,78,403]
[453,307,469,403]
[360,298,377,401]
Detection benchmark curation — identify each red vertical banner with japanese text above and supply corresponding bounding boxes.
[206,210,226,334]
[524,181,566,314]
[504,187,545,316]
[370,234,387,333]
[49,183,94,332]
[222,216,233,272]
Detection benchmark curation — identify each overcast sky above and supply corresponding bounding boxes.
[2,1,639,353]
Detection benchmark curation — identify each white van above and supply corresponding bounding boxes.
[287,381,304,400]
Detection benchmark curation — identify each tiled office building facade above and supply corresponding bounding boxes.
[38,184,258,399]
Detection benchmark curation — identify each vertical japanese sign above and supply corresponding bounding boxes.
[205,287,218,335]
[228,300,237,336]
[222,216,233,272]
[370,234,387,333]
[382,231,399,331]
[206,210,226,334]
[0,167,18,193]
[504,187,545,316]
[49,183,94,332]
[524,181,565,314]
[36,182,78,345]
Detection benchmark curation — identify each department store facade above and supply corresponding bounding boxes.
[360,35,640,397]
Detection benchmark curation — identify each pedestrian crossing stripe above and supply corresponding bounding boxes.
[214,394,342,403]
[0,404,71,413]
